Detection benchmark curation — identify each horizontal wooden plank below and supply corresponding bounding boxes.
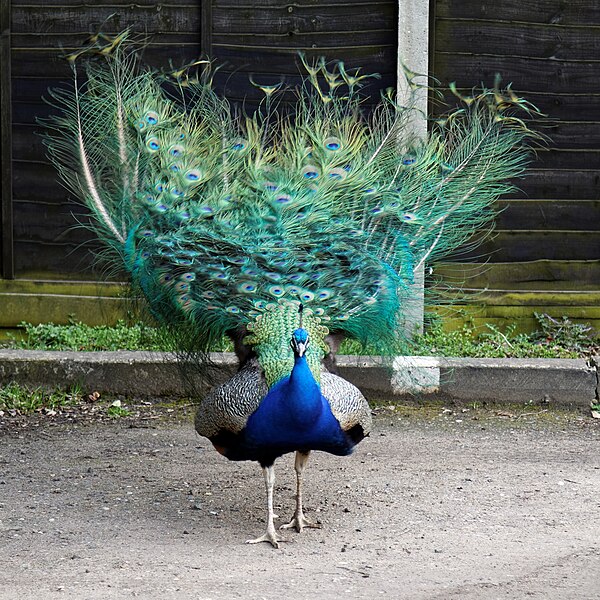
[432,53,600,94]
[213,4,396,35]
[212,29,396,48]
[211,45,397,74]
[11,32,201,49]
[533,149,600,170]
[434,259,600,290]
[505,170,599,200]
[13,199,93,243]
[495,199,600,231]
[11,0,197,6]
[434,0,600,25]
[458,230,600,262]
[14,240,96,275]
[215,0,389,6]
[534,121,600,151]
[10,46,204,78]
[11,5,200,35]
[434,89,600,122]
[10,44,396,79]
[435,19,600,62]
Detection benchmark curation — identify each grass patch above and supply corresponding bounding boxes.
[0,382,83,415]
[7,320,168,352]
[2,314,598,359]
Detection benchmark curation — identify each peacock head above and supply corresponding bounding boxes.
[290,328,310,358]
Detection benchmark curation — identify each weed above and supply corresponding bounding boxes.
[107,400,130,418]
[0,382,83,415]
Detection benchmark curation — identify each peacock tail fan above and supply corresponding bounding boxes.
[42,31,542,381]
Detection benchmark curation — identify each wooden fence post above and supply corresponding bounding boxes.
[0,0,14,279]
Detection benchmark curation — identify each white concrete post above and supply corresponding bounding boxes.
[397,0,429,335]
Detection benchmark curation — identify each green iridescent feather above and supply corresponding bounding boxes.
[42,33,541,382]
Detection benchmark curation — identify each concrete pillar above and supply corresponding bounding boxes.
[397,0,430,335]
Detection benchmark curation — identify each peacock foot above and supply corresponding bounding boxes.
[280,511,322,533]
[246,527,287,549]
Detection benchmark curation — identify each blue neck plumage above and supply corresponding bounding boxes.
[285,354,322,428]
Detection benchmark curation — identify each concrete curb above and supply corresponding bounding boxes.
[0,350,597,410]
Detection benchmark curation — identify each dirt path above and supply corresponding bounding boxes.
[1,405,599,599]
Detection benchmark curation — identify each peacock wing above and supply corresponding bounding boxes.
[195,361,268,439]
[321,372,372,437]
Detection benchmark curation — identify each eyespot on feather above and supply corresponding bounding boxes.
[324,136,342,151]
[169,144,185,157]
[301,165,320,180]
[145,111,159,125]
[231,139,248,151]
[146,137,160,152]
[185,169,202,182]
[328,167,348,181]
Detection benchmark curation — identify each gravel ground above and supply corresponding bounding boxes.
[0,403,599,599]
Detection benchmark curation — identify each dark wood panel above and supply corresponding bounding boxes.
[11,46,206,78]
[458,231,600,262]
[212,29,396,48]
[14,239,96,275]
[13,45,397,80]
[13,199,92,244]
[11,5,200,35]
[11,32,201,49]
[213,4,397,35]
[216,0,389,6]
[11,0,195,5]
[495,199,600,231]
[434,0,600,25]
[508,170,600,201]
[533,121,600,151]
[433,53,600,94]
[13,161,71,202]
[434,89,600,123]
[533,150,600,171]
[212,46,397,74]
[435,19,600,61]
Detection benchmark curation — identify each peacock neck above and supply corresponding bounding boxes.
[282,354,323,426]
[245,300,329,388]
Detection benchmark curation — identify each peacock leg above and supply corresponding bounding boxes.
[246,465,286,548]
[280,451,322,532]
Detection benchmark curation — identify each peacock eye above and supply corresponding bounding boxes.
[402,155,416,165]
[185,169,201,181]
[146,137,160,151]
[169,145,185,157]
[301,165,320,179]
[324,136,342,151]
[328,167,348,181]
[145,111,159,125]
[231,139,247,151]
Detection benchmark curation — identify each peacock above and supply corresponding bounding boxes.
[43,32,539,547]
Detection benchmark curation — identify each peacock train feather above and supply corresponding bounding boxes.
[42,32,540,547]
